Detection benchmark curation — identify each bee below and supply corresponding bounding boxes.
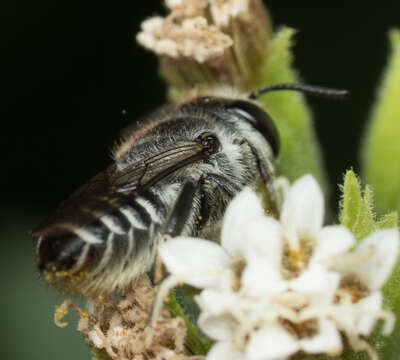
[33,84,348,296]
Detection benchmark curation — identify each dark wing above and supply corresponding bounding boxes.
[32,141,205,237]
[109,142,205,193]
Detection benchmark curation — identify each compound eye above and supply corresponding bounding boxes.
[197,132,221,155]
[226,100,280,157]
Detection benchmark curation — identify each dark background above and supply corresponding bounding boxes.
[1,1,399,359]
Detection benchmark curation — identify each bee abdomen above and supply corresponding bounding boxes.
[37,190,166,290]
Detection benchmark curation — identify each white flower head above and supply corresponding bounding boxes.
[158,175,399,360]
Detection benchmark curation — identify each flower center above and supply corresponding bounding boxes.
[279,317,318,339]
[335,274,369,304]
[281,237,314,279]
[230,256,246,291]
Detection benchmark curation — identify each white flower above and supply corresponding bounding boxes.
[157,175,399,360]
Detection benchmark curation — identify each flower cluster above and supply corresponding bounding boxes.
[158,175,399,360]
[62,276,192,360]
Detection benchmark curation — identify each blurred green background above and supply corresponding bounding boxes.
[1,1,399,359]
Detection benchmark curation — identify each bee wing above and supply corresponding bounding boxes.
[33,142,204,236]
[109,142,204,193]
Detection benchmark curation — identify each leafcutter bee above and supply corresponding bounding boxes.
[33,84,348,295]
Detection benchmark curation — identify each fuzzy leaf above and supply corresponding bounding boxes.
[339,170,362,231]
[339,170,376,242]
[257,27,328,190]
[352,185,376,241]
[377,211,399,229]
[362,29,400,215]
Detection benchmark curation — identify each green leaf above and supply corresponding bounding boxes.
[353,185,376,242]
[339,170,363,231]
[166,289,213,355]
[339,170,376,242]
[257,27,328,191]
[377,211,399,229]
[362,29,400,215]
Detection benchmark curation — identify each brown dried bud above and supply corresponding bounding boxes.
[136,0,272,93]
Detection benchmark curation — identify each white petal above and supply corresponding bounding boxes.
[353,229,399,290]
[242,217,283,265]
[312,225,355,264]
[356,292,382,335]
[290,265,339,301]
[158,237,230,289]
[246,323,299,359]
[196,289,234,316]
[280,175,324,245]
[300,319,342,355]
[207,342,246,360]
[242,258,286,295]
[221,188,266,256]
[198,313,237,341]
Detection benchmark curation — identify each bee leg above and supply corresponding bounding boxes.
[164,180,198,237]
[148,181,199,323]
[260,169,280,218]
[252,150,280,218]
[201,173,241,197]
[152,181,198,283]
[194,174,242,235]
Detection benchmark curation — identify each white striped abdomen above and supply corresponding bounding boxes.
[36,188,171,295]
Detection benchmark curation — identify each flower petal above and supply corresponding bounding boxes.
[246,323,299,359]
[196,289,235,316]
[242,217,282,265]
[198,313,237,341]
[242,258,286,295]
[356,292,383,335]
[312,225,355,264]
[158,237,230,289]
[207,342,246,360]
[280,175,324,245]
[221,187,266,256]
[290,265,339,301]
[300,319,342,355]
[353,229,399,290]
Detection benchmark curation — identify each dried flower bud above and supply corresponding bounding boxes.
[136,0,272,93]
[209,0,250,27]
[166,0,208,17]
[137,17,232,63]
[54,276,194,360]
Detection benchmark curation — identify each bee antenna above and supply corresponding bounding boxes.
[249,83,350,100]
